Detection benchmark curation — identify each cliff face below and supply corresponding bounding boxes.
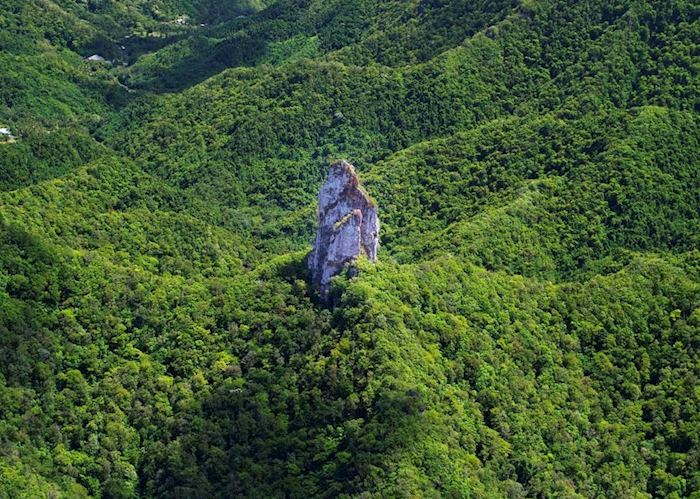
[309,160,379,296]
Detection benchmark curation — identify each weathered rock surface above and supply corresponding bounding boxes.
[309,160,379,296]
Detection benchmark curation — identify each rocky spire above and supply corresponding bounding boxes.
[309,160,379,296]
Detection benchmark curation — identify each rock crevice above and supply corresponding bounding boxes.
[309,160,379,296]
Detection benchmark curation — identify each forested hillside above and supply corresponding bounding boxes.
[1,0,698,497]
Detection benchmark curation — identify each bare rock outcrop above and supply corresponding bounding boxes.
[309,160,379,296]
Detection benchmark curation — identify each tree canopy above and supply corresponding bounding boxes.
[0,0,698,496]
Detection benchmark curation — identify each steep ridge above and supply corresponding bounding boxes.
[309,161,379,296]
[0,0,698,497]
[104,0,697,262]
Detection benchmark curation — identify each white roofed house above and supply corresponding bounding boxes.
[85,54,111,64]
[0,126,16,143]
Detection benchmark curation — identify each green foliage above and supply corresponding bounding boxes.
[0,0,698,497]
[366,108,699,279]
[259,35,320,66]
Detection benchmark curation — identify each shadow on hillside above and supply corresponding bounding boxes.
[126,34,270,93]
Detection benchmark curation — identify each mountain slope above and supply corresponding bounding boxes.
[0,0,698,497]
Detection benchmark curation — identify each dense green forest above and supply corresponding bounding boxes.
[0,0,698,496]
